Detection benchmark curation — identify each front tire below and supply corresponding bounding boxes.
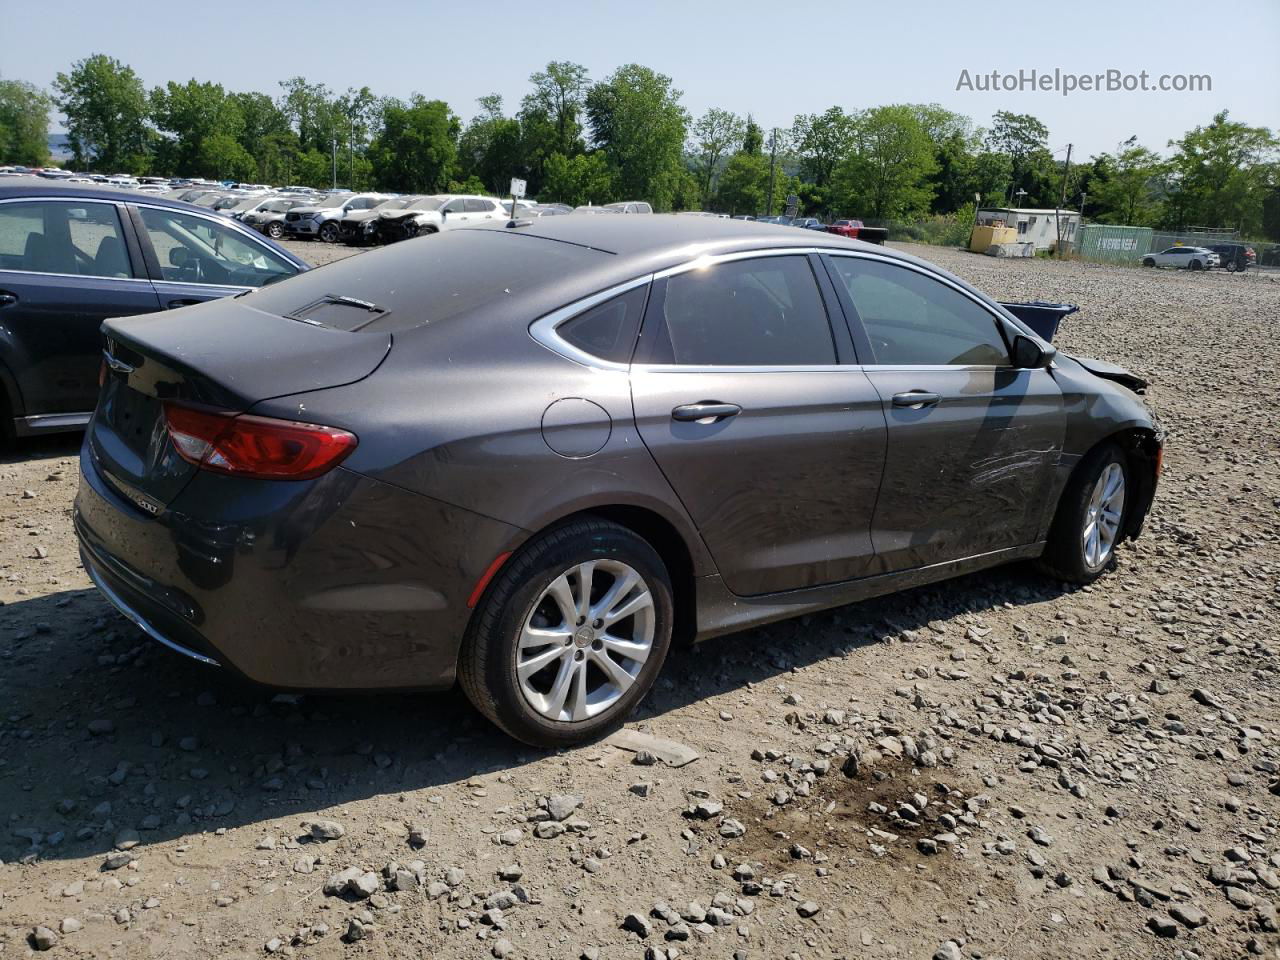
[318,221,341,244]
[1190,258,1203,271]
[266,222,285,239]
[1037,444,1129,585]
[1142,258,1155,267]
[458,518,674,748]
[1226,260,1238,273]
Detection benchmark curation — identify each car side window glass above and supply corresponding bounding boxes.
[444,199,466,213]
[0,200,130,279]
[464,198,490,213]
[658,256,836,366]
[557,286,648,364]
[829,256,1009,366]
[138,207,298,287]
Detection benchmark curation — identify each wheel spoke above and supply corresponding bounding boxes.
[573,562,595,620]
[544,574,577,626]
[517,643,569,681]
[519,624,571,650]
[543,654,577,719]
[568,661,589,721]
[591,648,636,694]
[603,589,653,628]
[602,634,651,665]
[590,568,640,623]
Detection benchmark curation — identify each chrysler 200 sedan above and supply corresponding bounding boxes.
[75,216,1161,746]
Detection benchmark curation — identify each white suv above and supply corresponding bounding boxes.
[284,193,395,243]
[374,195,508,240]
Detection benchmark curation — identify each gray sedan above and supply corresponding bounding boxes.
[76,216,1161,746]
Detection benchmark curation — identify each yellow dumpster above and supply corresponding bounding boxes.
[969,224,1017,252]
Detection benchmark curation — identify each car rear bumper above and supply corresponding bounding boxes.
[75,439,527,690]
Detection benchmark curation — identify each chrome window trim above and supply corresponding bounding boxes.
[632,363,859,374]
[0,266,154,285]
[528,274,654,372]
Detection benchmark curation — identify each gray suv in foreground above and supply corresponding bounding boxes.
[76,216,1161,746]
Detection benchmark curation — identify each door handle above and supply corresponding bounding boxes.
[0,292,16,307]
[892,391,941,409]
[165,298,203,309]
[672,402,741,423]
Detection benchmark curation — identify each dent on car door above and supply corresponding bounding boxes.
[824,254,1065,573]
[0,198,159,420]
[129,204,300,308]
[630,253,886,596]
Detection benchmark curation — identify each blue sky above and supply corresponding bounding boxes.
[6,0,1278,158]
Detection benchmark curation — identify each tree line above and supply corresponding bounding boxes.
[2,55,1277,239]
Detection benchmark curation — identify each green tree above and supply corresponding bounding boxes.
[540,151,615,206]
[834,105,938,220]
[149,79,245,176]
[458,94,526,195]
[1163,111,1277,233]
[715,151,788,216]
[690,107,744,204]
[585,64,689,210]
[0,79,52,166]
[986,111,1050,205]
[741,115,763,156]
[278,77,343,154]
[790,106,858,188]
[367,95,459,193]
[1087,145,1165,225]
[53,55,150,171]
[522,61,589,158]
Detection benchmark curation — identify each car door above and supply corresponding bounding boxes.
[128,203,301,309]
[465,198,501,222]
[630,251,887,596]
[824,252,1065,573]
[0,197,159,423]
[439,197,468,229]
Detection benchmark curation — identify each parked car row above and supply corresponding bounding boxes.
[1139,243,1258,272]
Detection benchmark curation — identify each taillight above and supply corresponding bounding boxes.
[163,403,357,481]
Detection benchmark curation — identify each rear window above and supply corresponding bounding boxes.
[245,230,608,333]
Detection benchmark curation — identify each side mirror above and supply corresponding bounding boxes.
[1011,334,1055,369]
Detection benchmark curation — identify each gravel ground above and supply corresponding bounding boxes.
[1,239,1278,960]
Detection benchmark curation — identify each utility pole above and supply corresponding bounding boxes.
[1055,142,1072,257]
[766,128,778,217]
[331,137,337,190]
[349,115,355,189]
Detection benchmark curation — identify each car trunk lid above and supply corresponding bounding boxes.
[90,298,390,510]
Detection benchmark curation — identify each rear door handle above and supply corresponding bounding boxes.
[892,391,941,409]
[0,292,16,307]
[671,402,742,423]
[165,298,203,309]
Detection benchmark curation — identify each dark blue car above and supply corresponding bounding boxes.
[0,184,308,438]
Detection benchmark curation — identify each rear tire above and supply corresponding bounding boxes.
[458,518,674,748]
[1142,258,1155,267]
[318,221,341,244]
[1190,259,1203,271]
[266,222,285,239]
[1036,443,1130,585]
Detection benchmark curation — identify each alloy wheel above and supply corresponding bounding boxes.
[516,559,654,723]
[1082,462,1125,568]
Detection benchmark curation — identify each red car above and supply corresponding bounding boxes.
[826,219,888,245]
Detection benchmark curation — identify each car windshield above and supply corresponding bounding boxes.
[408,197,445,210]
[246,230,608,333]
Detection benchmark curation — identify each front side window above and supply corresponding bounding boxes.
[464,198,493,213]
[649,255,836,366]
[443,198,466,214]
[828,256,1009,366]
[138,206,298,287]
[0,200,131,279]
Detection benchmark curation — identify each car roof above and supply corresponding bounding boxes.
[0,182,216,212]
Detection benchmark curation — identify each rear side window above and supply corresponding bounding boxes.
[464,198,492,212]
[828,256,1008,366]
[0,200,130,278]
[645,255,836,366]
[557,286,648,363]
[246,230,607,332]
